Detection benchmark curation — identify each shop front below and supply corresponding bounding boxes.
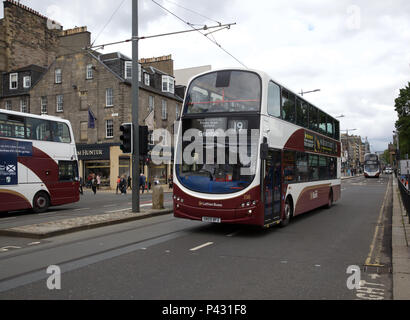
[77,144,113,188]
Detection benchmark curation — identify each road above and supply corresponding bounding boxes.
[0,175,393,300]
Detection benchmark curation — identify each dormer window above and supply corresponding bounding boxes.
[162,75,175,94]
[23,76,31,88]
[144,73,150,86]
[125,61,132,79]
[10,73,18,90]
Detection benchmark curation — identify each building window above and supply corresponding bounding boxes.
[5,101,12,110]
[41,96,48,115]
[162,100,167,120]
[106,120,114,138]
[149,96,154,113]
[162,76,175,94]
[106,88,114,107]
[80,121,88,141]
[10,73,18,90]
[144,73,150,86]
[20,97,28,113]
[86,64,93,79]
[23,76,31,89]
[125,61,132,79]
[55,69,62,84]
[56,95,64,113]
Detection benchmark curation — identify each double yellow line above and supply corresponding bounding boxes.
[364,178,391,267]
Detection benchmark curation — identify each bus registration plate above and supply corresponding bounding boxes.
[202,217,221,223]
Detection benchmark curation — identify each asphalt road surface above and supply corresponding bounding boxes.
[0,175,393,300]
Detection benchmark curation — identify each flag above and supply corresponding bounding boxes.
[88,108,97,129]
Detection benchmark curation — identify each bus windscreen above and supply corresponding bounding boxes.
[184,71,261,114]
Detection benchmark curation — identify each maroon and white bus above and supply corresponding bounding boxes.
[0,110,80,213]
[173,69,341,228]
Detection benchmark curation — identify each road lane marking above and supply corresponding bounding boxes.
[190,242,214,252]
[0,246,21,252]
[28,242,41,246]
[365,178,390,267]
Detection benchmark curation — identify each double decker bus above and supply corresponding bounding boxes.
[364,153,381,178]
[0,110,80,213]
[173,69,341,228]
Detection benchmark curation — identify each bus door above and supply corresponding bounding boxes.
[264,149,282,224]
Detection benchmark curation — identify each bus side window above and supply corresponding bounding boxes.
[282,89,296,123]
[284,151,296,183]
[52,122,71,143]
[309,105,318,131]
[309,155,319,181]
[267,82,281,118]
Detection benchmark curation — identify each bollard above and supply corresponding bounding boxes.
[152,185,164,210]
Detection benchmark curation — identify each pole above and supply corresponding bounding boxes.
[132,0,140,213]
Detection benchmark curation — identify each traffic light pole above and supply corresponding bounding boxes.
[132,0,140,213]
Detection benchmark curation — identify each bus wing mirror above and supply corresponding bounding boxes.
[261,142,269,160]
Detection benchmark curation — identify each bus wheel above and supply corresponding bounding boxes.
[280,199,292,228]
[326,191,333,209]
[32,192,50,214]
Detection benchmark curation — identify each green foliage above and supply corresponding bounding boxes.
[381,149,391,165]
[395,82,410,158]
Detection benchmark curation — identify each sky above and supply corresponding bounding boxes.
[7,0,410,152]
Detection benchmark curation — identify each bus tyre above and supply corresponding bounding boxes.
[32,192,50,214]
[280,199,292,228]
[326,191,333,209]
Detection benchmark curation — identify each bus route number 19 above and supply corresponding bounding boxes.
[206,305,247,316]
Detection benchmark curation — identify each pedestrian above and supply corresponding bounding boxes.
[91,174,97,195]
[79,177,84,195]
[169,175,173,189]
[116,176,121,195]
[140,173,146,194]
[120,175,127,195]
[128,176,132,190]
[97,174,101,190]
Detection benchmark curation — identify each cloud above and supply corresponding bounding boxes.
[5,0,409,152]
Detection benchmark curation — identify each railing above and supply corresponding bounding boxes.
[398,176,410,221]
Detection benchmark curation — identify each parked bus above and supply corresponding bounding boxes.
[173,69,341,228]
[0,110,80,213]
[364,153,381,178]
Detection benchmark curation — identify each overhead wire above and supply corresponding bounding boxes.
[150,0,247,69]
[91,0,128,47]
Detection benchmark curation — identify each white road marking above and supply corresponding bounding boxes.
[190,242,214,252]
[226,231,240,237]
[0,246,21,252]
[28,242,41,246]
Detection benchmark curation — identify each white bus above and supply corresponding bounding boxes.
[173,69,341,228]
[364,153,381,178]
[0,110,80,213]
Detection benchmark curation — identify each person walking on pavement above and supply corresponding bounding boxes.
[120,175,127,195]
[79,177,84,195]
[116,176,121,195]
[140,173,146,194]
[96,174,101,190]
[91,174,97,195]
[128,176,132,190]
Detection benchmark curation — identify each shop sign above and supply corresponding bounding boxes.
[76,144,111,160]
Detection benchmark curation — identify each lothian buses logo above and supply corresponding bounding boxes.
[199,201,223,208]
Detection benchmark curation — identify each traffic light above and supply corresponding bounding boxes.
[139,125,149,156]
[120,123,133,154]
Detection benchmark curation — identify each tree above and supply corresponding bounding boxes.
[395,82,410,159]
[381,149,391,165]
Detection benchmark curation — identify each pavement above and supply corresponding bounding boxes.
[392,178,410,300]
[0,206,173,239]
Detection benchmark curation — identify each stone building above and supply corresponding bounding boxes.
[1,64,46,112]
[29,51,183,189]
[0,0,90,73]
